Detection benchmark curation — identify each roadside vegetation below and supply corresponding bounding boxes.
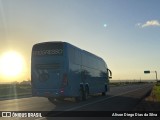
[0,84,31,98]
[133,82,160,111]
[152,82,160,101]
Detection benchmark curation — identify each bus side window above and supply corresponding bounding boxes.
[69,48,75,63]
[75,50,81,64]
[81,70,87,81]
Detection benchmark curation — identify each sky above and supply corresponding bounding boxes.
[0,0,160,82]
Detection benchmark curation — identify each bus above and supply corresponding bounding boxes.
[31,41,112,102]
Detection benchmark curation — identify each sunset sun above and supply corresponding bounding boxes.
[0,51,24,78]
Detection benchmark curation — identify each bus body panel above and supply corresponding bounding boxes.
[31,42,111,99]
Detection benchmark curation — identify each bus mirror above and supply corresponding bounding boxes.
[107,69,112,79]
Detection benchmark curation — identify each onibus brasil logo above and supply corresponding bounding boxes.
[1,112,42,118]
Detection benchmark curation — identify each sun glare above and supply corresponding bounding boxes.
[0,51,24,78]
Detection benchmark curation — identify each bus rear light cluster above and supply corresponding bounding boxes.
[60,88,64,93]
[62,73,68,87]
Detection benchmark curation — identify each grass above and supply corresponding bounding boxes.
[0,84,31,98]
[152,83,160,101]
[131,82,160,111]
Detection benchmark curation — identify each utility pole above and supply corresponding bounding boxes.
[155,71,158,81]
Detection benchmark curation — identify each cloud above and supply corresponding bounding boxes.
[136,20,160,28]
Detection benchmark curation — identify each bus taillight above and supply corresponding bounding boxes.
[62,73,68,87]
[60,88,64,93]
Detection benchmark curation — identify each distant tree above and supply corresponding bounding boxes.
[20,80,31,85]
[12,81,19,85]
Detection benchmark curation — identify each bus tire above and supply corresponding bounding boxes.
[84,86,89,100]
[102,85,107,96]
[75,86,85,102]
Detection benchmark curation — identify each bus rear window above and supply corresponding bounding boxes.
[32,42,63,56]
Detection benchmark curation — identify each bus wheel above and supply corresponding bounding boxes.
[102,85,107,96]
[75,87,85,102]
[84,86,89,100]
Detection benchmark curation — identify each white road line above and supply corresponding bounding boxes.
[35,84,151,120]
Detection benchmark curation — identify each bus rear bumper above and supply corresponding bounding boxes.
[32,88,73,98]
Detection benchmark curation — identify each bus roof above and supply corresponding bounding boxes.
[33,41,105,62]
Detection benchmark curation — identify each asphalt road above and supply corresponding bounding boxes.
[0,83,154,120]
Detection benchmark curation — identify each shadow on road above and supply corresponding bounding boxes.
[44,94,160,120]
[44,87,159,118]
